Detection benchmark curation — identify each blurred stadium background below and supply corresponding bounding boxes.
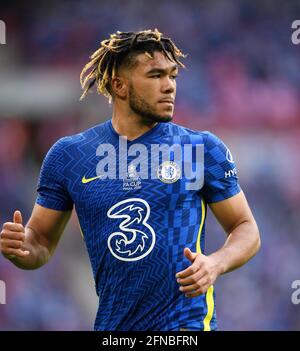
[0,0,300,330]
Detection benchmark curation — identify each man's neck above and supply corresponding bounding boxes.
[111,113,157,141]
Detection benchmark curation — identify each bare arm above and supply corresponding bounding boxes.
[207,190,260,274]
[0,204,72,270]
[176,191,261,297]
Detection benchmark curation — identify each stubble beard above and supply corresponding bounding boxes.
[128,85,173,124]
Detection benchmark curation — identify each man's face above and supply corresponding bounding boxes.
[126,51,178,123]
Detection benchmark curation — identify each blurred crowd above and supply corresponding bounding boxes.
[0,0,300,330]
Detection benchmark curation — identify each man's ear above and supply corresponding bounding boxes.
[110,76,128,99]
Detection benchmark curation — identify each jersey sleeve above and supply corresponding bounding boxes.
[35,137,74,211]
[202,131,241,203]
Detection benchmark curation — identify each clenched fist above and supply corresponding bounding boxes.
[0,210,30,259]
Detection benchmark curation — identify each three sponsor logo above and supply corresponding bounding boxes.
[107,198,156,262]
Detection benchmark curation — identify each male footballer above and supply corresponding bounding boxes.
[0,29,260,331]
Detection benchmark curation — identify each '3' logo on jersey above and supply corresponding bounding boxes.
[107,198,156,261]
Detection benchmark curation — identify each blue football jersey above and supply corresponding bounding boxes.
[36,119,241,331]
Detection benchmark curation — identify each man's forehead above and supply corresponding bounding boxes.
[134,51,177,71]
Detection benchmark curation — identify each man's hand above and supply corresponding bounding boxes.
[0,210,30,260]
[176,248,221,298]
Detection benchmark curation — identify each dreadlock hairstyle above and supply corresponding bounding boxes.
[79,29,186,102]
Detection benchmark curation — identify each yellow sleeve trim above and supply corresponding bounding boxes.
[196,199,215,331]
[203,285,214,331]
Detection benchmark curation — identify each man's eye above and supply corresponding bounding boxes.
[170,75,178,79]
[150,74,160,78]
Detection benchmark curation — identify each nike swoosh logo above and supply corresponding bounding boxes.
[81,175,104,184]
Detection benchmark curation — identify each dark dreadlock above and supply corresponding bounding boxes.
[79,29,186,102]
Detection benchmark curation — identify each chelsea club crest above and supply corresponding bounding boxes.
[157,161,181,183]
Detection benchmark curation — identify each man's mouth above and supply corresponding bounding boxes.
[158,98,174,105]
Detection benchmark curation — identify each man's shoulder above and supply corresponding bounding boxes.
[168,122,220,144]
[49,120,109,152]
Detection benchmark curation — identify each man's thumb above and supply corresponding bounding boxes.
[184,247,198,263]
[13,210,23,225]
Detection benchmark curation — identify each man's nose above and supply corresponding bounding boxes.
[161,76,176,93]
